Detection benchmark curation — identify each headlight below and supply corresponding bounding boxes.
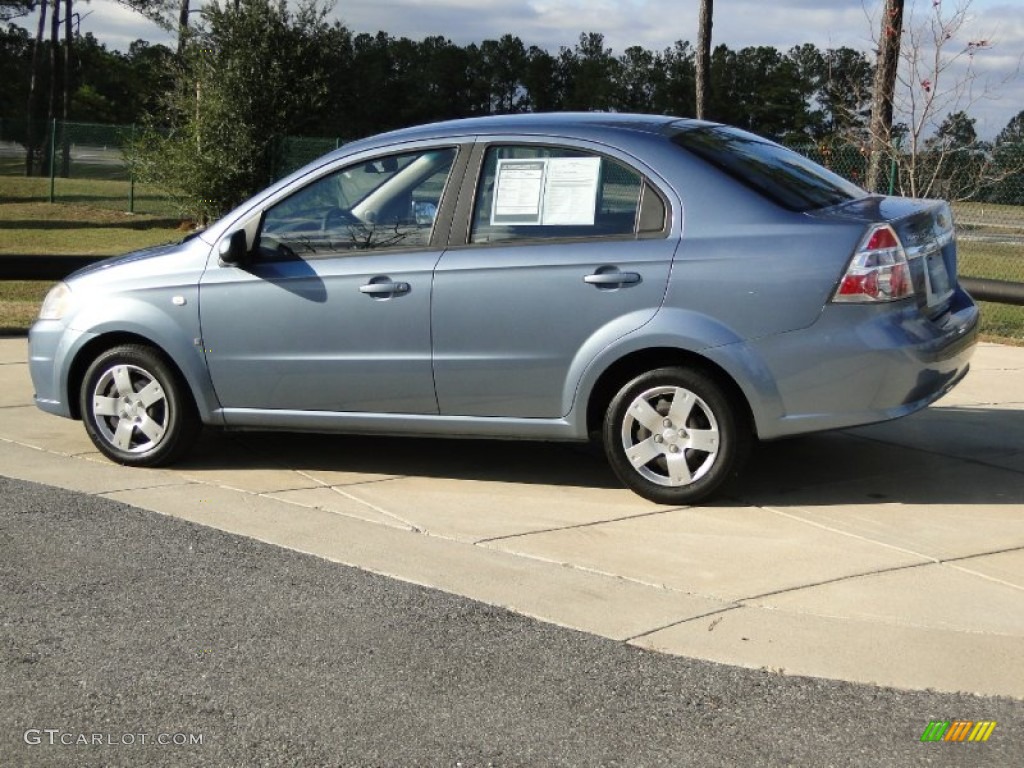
[38,282,73,321]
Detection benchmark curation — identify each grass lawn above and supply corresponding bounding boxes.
[959,241,1024,282]
[953,200,1024,231]
[978,301,1024,345]
[0,281,50,333]
[0,200,183,256]
[2,173,1022,341]
[1,175,183,332]
[0,156,179,217]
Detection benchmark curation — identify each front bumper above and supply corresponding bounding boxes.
[28,320,94,419]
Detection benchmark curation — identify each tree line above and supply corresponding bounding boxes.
[2,0,1022,219]
[1,19,877,141]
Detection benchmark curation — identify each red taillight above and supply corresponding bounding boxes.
[837,272,877,297]
[832,224,913,303]
[864,227,899,251]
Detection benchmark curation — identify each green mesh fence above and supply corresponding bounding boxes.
[794,141,1024,339]
[2,120,1022,290]
[0,119,347,217]
[277,136,343,178]
[1,118,171,216]
[788,143,1024,294]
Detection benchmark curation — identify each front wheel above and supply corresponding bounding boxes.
[603,367,750,505]
[80,344,200,467]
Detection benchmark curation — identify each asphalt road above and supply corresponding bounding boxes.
[2,475,1022,768]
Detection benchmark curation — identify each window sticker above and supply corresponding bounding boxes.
[492,160,546,225]
[491,157,601,226]
[541,157,601,225]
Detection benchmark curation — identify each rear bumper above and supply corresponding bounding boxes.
[742,287,979,439]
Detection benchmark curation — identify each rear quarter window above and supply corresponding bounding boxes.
[671,125,867,212]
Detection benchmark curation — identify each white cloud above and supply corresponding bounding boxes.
[16,0,1023,136]
[77,0,175,51]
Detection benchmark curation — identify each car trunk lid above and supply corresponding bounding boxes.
[817,195,957,319]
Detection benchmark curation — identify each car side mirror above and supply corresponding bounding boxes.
[218,230,251,269]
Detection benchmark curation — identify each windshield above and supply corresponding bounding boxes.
[671,124,867,212]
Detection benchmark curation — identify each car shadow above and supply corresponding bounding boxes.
[726,405,1024,507]
[173,406,1024,504]
[182,429,622,489]
[0,217,182,231]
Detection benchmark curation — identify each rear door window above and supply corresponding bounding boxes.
[469,145,666,245]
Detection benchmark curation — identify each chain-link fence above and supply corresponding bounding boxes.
[794,143,1024,275]
[3,119,1022,290]
[794,141,1024,337]
[2,118,164,215]
[0,118,347,218]
[276,136,344,180]
[2,118,1023,337]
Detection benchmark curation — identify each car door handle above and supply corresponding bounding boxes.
[359,281,410,296]
[584,271,641,286]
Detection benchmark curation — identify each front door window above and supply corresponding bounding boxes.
[258,148,457,261]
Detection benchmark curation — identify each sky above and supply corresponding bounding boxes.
[15,0,1024,138]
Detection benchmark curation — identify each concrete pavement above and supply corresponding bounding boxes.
[2,337,1023,699]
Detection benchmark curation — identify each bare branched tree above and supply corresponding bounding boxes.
[896,1,991,198]
[863,0,1022,200]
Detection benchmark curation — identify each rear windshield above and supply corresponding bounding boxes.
[671,124,867,212]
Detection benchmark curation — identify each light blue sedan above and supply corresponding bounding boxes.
[29,113,979,504]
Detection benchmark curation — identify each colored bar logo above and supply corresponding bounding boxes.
[920,720,997,742]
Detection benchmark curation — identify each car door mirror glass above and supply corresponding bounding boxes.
[218,229,251,268]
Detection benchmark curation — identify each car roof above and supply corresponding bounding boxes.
[201,114,711,244]
[343,112,707,151]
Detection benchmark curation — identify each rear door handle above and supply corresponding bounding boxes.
[584,271,641,286]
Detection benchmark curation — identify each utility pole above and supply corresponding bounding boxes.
[695,0,713,119]
[866,0,904,192]
[177,0,190,56]
[25,0,48,175]
[45,0,59,176]
[62,0,72,176]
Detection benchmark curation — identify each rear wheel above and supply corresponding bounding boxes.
[80,344,200,467]
[603,367,749,505]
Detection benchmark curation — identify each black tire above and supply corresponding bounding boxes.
[602,366,750,505]
[79,344,200,467]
